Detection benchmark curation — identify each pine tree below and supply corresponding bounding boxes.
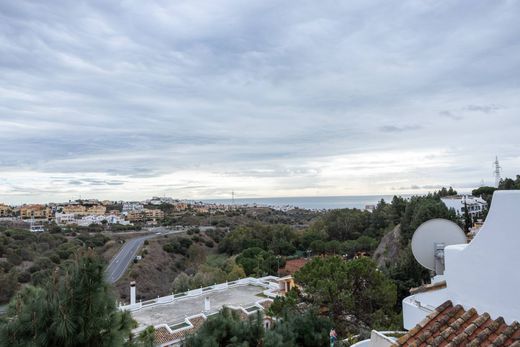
[138,326,156,347]
[0,250,134,347]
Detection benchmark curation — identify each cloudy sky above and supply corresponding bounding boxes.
[1,0,519,204]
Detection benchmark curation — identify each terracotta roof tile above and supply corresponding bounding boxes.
[152,315,208,346]
[393,301,520,347]
[154,326,175,345]
[151,302,273,346]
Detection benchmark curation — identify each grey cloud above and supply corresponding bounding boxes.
[439,111,463,121]
[392,184,445,191]
[379,125,422,133]
[0,1,520,202]
[464,104,503,113]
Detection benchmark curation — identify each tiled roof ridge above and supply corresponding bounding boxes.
[467,316,505,347]
[393,301,520,347]
[490,321,520,346]
[396,300,454,345]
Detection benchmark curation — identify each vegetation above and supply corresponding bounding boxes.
[162,206,320,230]
[295,256,398,329]
[472,175,520,204]
[184,307,331,347]
[399,195,457,244]
[207,189,459,334]
[0,250,134,347]
[184,308,265,347]
[172,255,245,292]
[236,247,285,276]
[498,175,520,190]
[3,184,497,343]
[0,228,112,304]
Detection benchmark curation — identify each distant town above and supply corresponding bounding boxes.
[0,197,247,232]
[0,191,490,234]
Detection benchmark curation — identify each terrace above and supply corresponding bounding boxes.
[130,284,269,328]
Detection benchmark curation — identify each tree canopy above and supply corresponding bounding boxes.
[294,256,397,328]
[184,307,331,347]
[184,308,264,347]
[0,250,134,347]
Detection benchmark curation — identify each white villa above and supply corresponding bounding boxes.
[55,213,131,226]
[120,276,295,347]
[441,195,487,218]
[77,214,131,226]
[355,191,520,346]
[55,212,76,225]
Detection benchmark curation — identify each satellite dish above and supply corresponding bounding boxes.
[411,218,466,275]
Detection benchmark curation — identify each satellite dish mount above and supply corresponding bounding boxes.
[411,219,467,275]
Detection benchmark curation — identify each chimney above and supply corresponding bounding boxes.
[130,281,136,305]
[204,296,210,312]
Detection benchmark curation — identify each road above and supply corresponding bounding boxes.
[105,227,187,284]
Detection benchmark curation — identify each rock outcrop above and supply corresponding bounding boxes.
[372,224,402,268]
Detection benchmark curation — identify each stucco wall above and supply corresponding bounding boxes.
[444,191,520,324]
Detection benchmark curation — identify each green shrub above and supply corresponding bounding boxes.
[18,271,31,283]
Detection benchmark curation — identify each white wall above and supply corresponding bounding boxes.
[444,191,520,324]
[402,288,449,329]
[368,331,395,347]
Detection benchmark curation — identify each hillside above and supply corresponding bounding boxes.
[114,228,226,302]
[0,227,117,304]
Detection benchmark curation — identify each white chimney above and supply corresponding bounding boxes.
[204,296,210,312]
[130,281,136,305]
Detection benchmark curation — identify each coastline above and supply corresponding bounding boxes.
[202,194,411,210]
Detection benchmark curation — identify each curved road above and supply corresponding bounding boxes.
[105,234,155,284]
[105,227,188,284]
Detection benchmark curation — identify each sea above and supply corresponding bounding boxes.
[203,195,408,210]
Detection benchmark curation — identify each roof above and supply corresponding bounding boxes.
[152,300,273,346]
[154,315,206,346]
[394,300,520,346]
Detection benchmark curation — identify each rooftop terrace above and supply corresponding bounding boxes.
[131,284,266,328]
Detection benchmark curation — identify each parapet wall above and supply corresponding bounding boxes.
[119,276,281,312]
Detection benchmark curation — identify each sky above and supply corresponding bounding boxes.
[1,0,519,204]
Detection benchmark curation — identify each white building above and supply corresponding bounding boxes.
[55,212,76,225]
[120,276,294,347]
[147,197,175,205]
[441,195,487,218]
[122,202,144,213]
[77,214,131,227]
[353,191,520,346]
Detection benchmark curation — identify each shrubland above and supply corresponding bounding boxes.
[0,227,113,304]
